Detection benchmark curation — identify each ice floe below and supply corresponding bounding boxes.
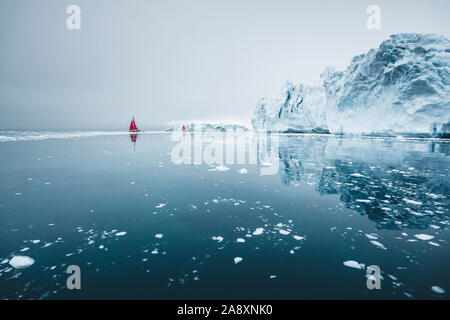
[115,231,127,236]
[414,234,434,241]
[238,168,248,174]
[212,236,224,243]
[215,165,230,171]
[370,240,387,250]
[431,286,446,294]
[234,257,243,264]
[343,260,364,269]
[155,234,164,239]
[403,199,422,206]
[252,228,264,236]
[9,256,35,269]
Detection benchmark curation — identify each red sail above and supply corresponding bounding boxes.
[129,117,138,131]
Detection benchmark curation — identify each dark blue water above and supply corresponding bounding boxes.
[0,132,449,299]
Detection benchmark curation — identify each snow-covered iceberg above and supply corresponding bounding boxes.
[252,33,450,137]
[252,82,328,133]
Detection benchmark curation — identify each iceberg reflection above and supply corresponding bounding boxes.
[272,135,450,230]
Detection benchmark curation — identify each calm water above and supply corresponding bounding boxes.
[0,132,449,299]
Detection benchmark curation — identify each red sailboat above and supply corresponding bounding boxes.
[129,117,139,152]
[129,117,140,132]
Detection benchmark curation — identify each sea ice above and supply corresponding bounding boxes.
[238,169,248,174]
[343,260,363,269]
[215,165,230,171]
[9,256,35,269]
[403,199,422,206]
[279,229,291,235]
[414,234,434,241]
[370,241,387,250]
[350,173,366,178]
[212,236,224,243]
[252,228,264,236]
[293,235,305,241]
[234,257,243,264]
[115,231,127,236]
[431,286,446,294]
[155,234,164,239]
[236,238,246,243]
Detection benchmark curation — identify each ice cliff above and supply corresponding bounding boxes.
[251,82,328,133]
[252,33,450,137]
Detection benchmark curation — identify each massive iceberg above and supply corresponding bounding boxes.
[252,82,328,133]
[252,33,450,137]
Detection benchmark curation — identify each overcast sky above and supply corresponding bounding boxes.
[0,0,449,130]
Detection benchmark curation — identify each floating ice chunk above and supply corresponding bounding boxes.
[1,259,9,264]
[151,249,159,254]
[279,229,291,235]
[155,234,164,239]
[115,231,127,236]
[238,168,248,174]
[343,260,363,269]
[269,275,277,279]
[15,193,22,196]
[99,245,104,249]
[155,203,166,208]
[20,247,30,252]
[431,286,445,294]
[365,234,378,240]
[234,257,243,264]
[236,238,246,243]
[414,234,434,241]
[370,241,387,250]
[356,199,371,203]
[130,181,136,185]
[252,228,264,236]
[403,199,422,206]
[293,235,305,241]
[9,256,35,269]
[260,162,272,167]
[215,165,229,171]
[350,173,366,178]
[212,236,224,242]
[32,240,40,244]
[429,242,440,247]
